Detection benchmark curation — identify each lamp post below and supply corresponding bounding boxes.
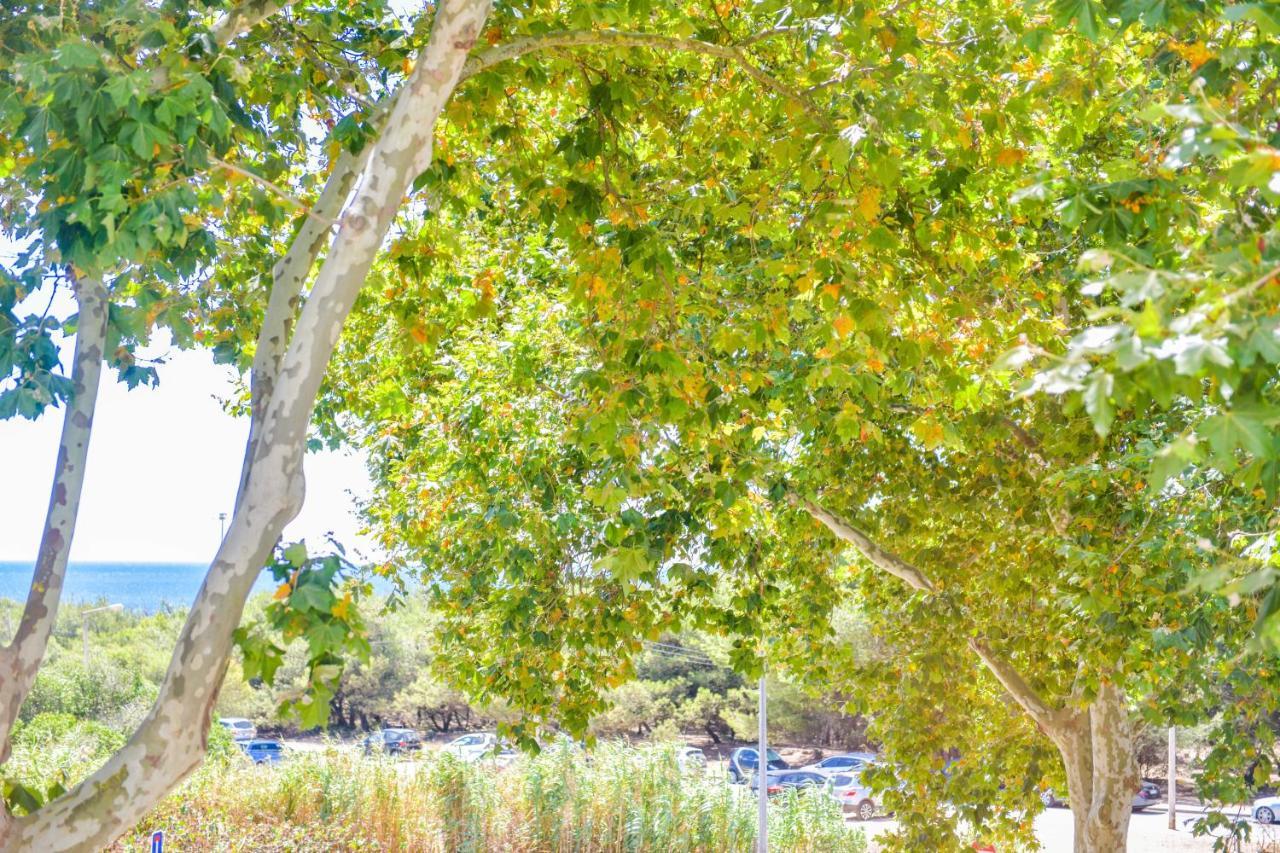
[757,669,768,853]
[218,512,228,539]
[82,603,123,668]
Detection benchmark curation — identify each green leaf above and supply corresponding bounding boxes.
[1199,411,1272,463]
[54,42,102,70]
[1052,0,1104,40]
[1082,372,1115,436]
[284,542,308,567]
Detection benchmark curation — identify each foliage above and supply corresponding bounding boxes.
[233,542,372,730]
[1,713,126,816]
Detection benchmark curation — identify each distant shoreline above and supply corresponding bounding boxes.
[0,561,272,612]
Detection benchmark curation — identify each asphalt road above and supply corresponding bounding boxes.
[858,805,1269,852]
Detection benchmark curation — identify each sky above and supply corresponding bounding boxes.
[0,245,378,565]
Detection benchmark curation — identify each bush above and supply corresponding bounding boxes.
[1,712,127,803]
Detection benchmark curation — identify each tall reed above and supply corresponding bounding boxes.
[119,741,866,852]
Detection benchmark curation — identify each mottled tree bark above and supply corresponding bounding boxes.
[1052,684,1137,852]
[0,1,492,849]
[0,274,109,771]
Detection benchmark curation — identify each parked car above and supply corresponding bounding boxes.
[677,746,707,773]
[751,770,826,795]
[361,728,422,756]
[1254,795,1280,824]
[1040,779,1161,811]
[218,717,256,741]
[800,752,878,777]
[828,772,878,821]
[444,732,498,762]
[239,739,286,765]
[728,747,788,784]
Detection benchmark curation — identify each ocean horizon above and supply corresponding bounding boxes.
[0,561,275,611]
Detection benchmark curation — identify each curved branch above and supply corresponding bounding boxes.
[459,28,833,129]
[795,496,935,592]
[235,140,374,506]
[211,0,297,48]
[0,274,109,767]
[795,494,1064,730]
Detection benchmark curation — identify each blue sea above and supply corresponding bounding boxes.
[0,562,275,611]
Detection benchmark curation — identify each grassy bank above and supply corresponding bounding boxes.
[115,742,865,852]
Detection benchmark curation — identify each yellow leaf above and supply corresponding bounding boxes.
[833,314,855,338]
[401,57,415,75]
[273,582,292,601]
[994,147,1026,167]
[857,186,881,221]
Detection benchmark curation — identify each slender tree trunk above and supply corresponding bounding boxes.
[1051,683,1137,853]
[0,275,109,768]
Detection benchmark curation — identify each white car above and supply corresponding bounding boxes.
[676,746,707,773]
[828,772,879,821]
[1254,796,1280,824]
[444,732,498,762]
[218,717,256,742]
[800,752,878,778]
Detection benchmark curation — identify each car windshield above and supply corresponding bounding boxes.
[766,749,783,762]
[831,774,853,786]
[254,743,280,751]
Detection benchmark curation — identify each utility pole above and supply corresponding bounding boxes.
[1168,726,1177,830]
[82,603,123,668]
[218,512,228,539]
[757,669,768,853]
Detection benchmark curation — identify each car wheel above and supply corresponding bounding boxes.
[1258,807,1275,824]
[856,800,875,822]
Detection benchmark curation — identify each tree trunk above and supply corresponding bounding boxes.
[0,275,109,766]
[1051,683,1137,853]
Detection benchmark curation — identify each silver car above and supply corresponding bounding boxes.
[799,752,878,778]
[828,772,879,821]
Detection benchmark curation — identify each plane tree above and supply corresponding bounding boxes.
[0,0,872,846]
[326,4,1279,851]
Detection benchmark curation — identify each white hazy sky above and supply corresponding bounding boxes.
[0,251,377,565]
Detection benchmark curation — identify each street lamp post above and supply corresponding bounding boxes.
[82,603,123,668]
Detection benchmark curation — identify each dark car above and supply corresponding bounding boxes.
[728,747,788,784]
[1040,779,1161,811]
[362,728,422,756]
[239,739,286,765]
[751,770,826,795]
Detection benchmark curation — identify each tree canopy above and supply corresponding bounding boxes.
[2,0,1280,849]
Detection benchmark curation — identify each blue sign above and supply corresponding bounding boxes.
[150,830,163,853]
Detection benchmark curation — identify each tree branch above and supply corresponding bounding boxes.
[211,0,297,48]
[210,157,338,224]
[0,274,109,769]
[235,139,376,507]
[968,639,1062,731]
[458,28,833,129]
[795,494,1064,731]
[794,496,935,592]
